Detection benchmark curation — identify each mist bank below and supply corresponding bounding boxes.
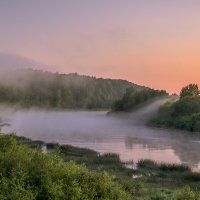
[2,99,200,171]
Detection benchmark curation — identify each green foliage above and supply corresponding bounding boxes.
[137,159,159,170]
[172,96,200,116]
[0,69,141,109]
[0,134,131,200]
[10,136,200,200]
[136,159,200,199]
[180,84,200,99]
[112,87,167,112]
[159,164,191,172]
[137,159,191,173]
[172,186,200,200]
[151,84,200,132]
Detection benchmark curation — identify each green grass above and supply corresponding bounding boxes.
[15,135,200,200]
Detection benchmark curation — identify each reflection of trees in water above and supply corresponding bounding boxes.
[124,130,200,167]
[125,136,169,150]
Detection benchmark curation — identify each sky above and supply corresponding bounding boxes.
[0,0,200,93]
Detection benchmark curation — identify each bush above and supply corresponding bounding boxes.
[172,186,200,200]
[137,159,158,170]
[151,95,200,132]
[0,134,131,200]
[159,164,191,172]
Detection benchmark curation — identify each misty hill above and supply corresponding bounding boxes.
[0,67,143,109]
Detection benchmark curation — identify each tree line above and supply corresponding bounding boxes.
[0,69,142,109]
[151,84,200,132]
[112,87,168,112]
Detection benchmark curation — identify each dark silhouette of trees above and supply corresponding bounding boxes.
[180,84,200,99]
[112,87,168,112]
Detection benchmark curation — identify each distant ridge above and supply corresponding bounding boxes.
[0,54,144,109]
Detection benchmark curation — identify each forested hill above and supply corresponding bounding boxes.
[0,68,143,109]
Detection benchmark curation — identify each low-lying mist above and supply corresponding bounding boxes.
[110,96,176,125]
[1,97,200,171]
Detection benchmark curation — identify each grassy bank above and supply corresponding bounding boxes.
[0,134,131,200]
[15,135,200,200]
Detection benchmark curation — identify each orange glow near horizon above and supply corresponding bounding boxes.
[1,1,200,93]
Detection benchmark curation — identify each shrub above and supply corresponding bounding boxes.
[172,186,200,200]
[0,134,131,200]
[137,159,158,170]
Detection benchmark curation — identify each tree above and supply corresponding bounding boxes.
[180,84,200,99]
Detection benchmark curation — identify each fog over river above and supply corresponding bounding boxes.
[1,98,200,171]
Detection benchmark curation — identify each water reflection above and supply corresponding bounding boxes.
[2,109,200,171]
[124,129,200,170]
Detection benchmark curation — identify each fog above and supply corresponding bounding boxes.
[1,97,200,171]
[0,53,51,88]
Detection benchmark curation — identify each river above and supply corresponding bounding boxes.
[1,99,200,171]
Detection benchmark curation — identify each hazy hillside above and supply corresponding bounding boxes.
[0,66,143,109]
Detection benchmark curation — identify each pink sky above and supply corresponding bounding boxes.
[1,1,200,93]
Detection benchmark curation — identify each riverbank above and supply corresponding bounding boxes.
[14,134,200,200]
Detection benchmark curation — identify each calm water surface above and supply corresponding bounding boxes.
[2,103,200,171]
